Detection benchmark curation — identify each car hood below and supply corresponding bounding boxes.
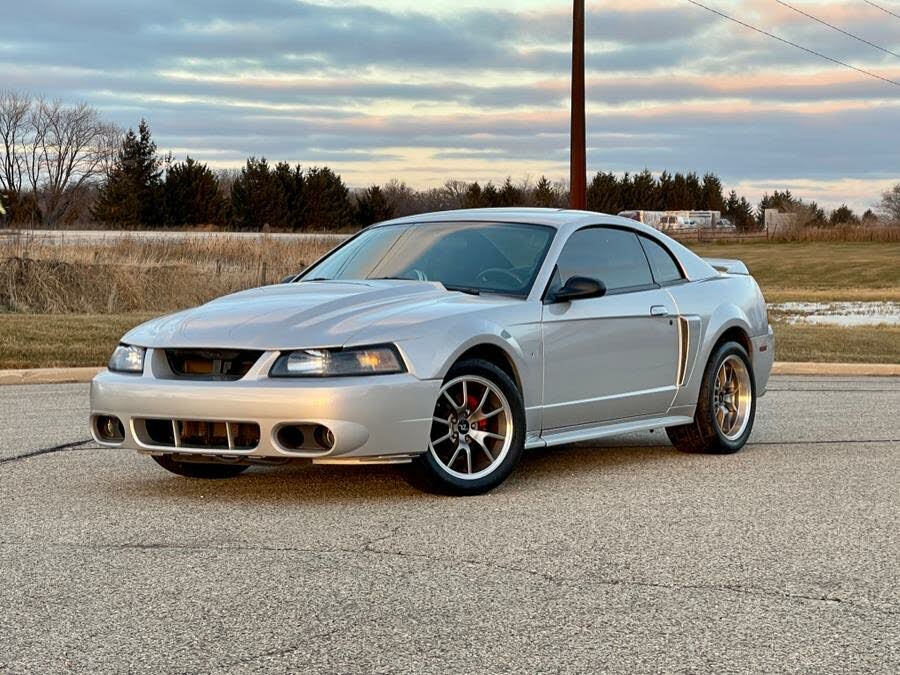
[123,280,520,350]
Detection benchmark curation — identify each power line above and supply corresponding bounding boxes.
[776,0,900,59]
[863,0,900,21]
[685,0,900,87]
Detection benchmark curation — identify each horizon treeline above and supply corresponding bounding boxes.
[0,96,892,231]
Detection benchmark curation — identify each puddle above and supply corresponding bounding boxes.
[769,301,900,327]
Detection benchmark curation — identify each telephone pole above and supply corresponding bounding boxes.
[569,0,586,210]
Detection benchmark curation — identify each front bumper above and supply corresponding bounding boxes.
[90,349,440,460]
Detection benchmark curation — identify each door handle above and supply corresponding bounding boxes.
[650,305,669,317]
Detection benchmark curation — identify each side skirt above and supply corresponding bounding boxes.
[525,414,695,450]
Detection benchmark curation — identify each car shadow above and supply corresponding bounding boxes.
[113,437,683,504]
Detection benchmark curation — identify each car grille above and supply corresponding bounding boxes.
[138,418,260,451]
[164,349,262,380]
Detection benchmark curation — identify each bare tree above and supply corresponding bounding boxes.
[23,98,118,225]
[877,183,900,223]
[0,90,31,193]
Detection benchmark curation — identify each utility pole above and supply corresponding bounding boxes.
[569,0,586,210]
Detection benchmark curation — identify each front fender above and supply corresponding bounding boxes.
[394,313,543,430]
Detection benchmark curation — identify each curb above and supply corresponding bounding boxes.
[771,362,900,377]
[0,367,104,386]
[0,362,898,386]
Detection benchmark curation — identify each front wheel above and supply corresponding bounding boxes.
[666,341,756,454]
[151,454,250,479]
[404,358,525,495]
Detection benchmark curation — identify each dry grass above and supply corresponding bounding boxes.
[768,224,900,243]
[770,322,900,364]
[0,234,336,313]
[0,313,154,368]
[688,241,900,301]
[1,232,897,315]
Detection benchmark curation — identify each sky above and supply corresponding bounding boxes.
[4,0,899,211]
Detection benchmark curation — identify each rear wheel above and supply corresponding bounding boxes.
[666,341,756,454]
[404,358,525,495]
[151,454,250,479]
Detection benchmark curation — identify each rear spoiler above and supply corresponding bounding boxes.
[703,258,749,275]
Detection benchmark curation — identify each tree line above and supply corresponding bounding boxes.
[1,91,896,230]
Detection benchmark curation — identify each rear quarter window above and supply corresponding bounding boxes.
[639,236,683,285]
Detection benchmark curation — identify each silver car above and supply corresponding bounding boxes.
[90,208,774,495]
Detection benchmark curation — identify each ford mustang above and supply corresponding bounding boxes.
[90,208,774,494]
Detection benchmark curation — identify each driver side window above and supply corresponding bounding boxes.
[552,227,654,294]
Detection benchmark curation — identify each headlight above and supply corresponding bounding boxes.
[108,344,145,373]
[270,345,405,377]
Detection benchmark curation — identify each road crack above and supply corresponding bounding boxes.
[0,438,94,465]
[3,538,894,617]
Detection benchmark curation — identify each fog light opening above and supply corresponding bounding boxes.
[96,415,125,443]
[314,425,335,450]
[276,425,305,451]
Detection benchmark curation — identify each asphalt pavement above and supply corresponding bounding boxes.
[1,376,897,673]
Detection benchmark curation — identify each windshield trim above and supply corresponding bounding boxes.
[297,220,557,299]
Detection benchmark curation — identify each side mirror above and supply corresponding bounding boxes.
[280,274,296,284]
[549,275,606,303]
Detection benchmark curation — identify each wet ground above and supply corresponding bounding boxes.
[769,301,900,326]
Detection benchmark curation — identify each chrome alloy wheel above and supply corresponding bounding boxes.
[429,375,513,480]
[712,354,753,440]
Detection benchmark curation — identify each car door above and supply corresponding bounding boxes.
[541,226,680,430]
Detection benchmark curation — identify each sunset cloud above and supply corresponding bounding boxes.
[3,0,898,210]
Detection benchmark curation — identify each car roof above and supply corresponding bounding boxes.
[375,207,717,281]
[380,207,601,229]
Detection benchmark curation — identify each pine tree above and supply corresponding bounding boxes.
[229,157,288,231]
[481,182,500,207]
[586,171,620,213]
[463,182,485,208]
[93,119,162,226]
[656,171,673,210]
[274,162,305,230]
[355,185,393,226]
[532,176,556,207]
[498,177,523,207]
[861,208,879,225]
[829,204,858,226]
[302,166,353,230]
[685,172,703,209]
[163,157,224,226]
[701,173,725,212]
[630,169,656,210]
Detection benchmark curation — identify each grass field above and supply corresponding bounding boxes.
[687,241,900,302]
[0,236,898,367]
[1,313,898,369]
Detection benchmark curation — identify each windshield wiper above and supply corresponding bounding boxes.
[443,284,481,296]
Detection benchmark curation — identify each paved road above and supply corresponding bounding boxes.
[1,377,897,673]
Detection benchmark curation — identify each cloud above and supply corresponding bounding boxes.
[2,0,897,211]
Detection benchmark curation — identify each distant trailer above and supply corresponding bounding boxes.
[618,210,724,232]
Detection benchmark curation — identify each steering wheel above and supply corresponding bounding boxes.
[477,267,523,287]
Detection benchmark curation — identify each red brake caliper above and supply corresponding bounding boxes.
[467,395,482,430]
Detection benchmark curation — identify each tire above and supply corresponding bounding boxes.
[404,358,526,495]
[666,341,756,454]
[151,454,250,479]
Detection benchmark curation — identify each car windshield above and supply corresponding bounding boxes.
[300,221,555,297]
